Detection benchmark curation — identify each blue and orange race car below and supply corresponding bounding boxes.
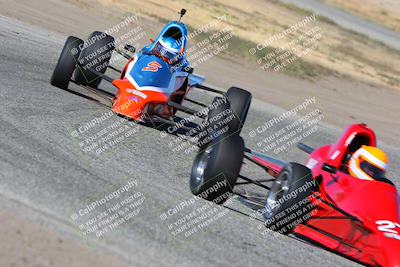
[50,9,252,140]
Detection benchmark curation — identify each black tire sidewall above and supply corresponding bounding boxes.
[264,162,316,234]
[190,135,244,204]
[74,31,115,88]
[197,97,232,149]
[226,87,252,135]
[50,36,83,89]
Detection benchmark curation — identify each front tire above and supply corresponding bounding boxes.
[50,36,83,89]
[190,135,244,204]
[264,163,317,234]
[74,31,115,88]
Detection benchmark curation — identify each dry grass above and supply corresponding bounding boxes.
[92,0,400,90]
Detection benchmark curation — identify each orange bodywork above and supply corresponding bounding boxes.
[111,79,169,121]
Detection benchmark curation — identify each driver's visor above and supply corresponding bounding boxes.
[360,159,385,180]
[155,43,176,61]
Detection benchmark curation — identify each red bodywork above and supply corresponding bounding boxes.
[251,124,400,266]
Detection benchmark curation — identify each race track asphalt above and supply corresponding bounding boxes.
[280,0,400,50]
[1,15,398,267]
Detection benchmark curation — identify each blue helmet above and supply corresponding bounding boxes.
[154,37,181,64]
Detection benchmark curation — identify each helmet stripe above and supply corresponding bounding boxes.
[349,158,374,181]
[355,147,387,170]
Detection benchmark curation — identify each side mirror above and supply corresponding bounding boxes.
[124,44,136,53]
[322,164,337,174]
[183,66,193,73]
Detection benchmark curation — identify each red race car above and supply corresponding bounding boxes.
[190,123,400,266]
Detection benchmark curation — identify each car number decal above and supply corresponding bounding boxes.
[142,61,162,72]
[376,220,400,240]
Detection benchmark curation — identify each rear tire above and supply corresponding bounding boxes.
[264,163,317,234]
[197,87,251,148]
[74,31,115,88]
[226,87,252,134]
[190,135,244,204]
[50,36,83,89]
[197,97,229,148]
